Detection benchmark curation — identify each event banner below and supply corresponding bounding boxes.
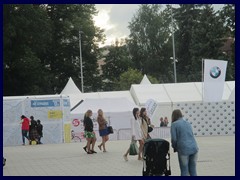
[203,59,227,102]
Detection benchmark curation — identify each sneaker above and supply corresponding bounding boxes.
[123,155,128,161]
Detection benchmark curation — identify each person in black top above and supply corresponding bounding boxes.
[29,116,39,144]
[36,120,43,144]
[83,110,97,154]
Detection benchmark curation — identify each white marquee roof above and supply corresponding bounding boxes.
[71,97,136,114]
[140,74,151,85]
[130,81,235,106]
[60,77,81,94]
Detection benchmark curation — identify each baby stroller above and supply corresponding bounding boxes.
[142,138,171,176]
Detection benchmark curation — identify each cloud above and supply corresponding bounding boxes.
[95,4,139,46]
[94,4,225,47]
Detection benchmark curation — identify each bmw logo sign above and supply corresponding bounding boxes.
[210,66,221,78]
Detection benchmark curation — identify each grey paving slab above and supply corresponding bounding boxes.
[3,136,235,176]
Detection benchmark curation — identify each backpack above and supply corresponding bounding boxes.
[142,138,171,176]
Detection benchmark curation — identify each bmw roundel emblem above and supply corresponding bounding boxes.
[210,66,221,78]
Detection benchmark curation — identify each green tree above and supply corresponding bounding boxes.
[118,69,143,90]
[219,4,235,80]
[4,4,105,95]
[174,4,228,82]
[45,4,105,93]
[117,69,159,90]
[127,4,173,82]
[102,39,133,91]
[173,4,201,82]
[3,4,52,95]
[189,4,225,81]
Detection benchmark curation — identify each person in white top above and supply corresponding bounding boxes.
[123,108,145,161]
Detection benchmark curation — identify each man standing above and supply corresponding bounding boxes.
[20,115,30,145]
[36,120,43,144]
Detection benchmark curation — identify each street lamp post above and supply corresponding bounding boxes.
[79,30,84,92]
[171,5,177,83]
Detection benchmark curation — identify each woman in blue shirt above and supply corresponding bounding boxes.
[171,109,199,176]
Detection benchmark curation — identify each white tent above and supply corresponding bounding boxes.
[130,81,235,127]
[67,91,135,109]
[228,87,235,101]
[71,97,136,129]
[61,77,82,94]
[164,82,202,103]
[140,74,151,85]
[60,77,136,109]
[131,81,235,106]
[70,97,137,141]
[130,84,171,106]
[194,81,235,101]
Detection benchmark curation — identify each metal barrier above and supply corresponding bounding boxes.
[72,127,171,143]
[117,127,171,140]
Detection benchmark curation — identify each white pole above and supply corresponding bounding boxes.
[202,59,204,102]
[79,30,84,93]
[171,5,177,83]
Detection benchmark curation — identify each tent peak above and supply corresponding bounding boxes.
[140,74,151,85]
[60,77,82,94]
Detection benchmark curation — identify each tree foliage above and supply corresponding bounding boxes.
[3,4,105,95]
[101,39,132,91]
[118,69,143,90]
[127,4,173,82]
[3,4,235,95]
[4,5,52,95]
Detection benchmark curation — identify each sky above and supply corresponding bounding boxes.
[93,4,225,47]
[94,4,140,46]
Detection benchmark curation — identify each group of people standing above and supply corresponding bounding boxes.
[82,109,110,154]
[160,117,169,127]
[122,108,198,176]
[79,106,198,176]
[123,107,154,161]
[20,115,43,145]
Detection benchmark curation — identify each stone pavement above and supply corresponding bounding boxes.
[3,136,235,176]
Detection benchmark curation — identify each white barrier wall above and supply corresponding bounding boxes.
[173,101,235,136]
[3,96,71,146]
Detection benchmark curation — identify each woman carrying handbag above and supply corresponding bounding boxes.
[97,109,109,152]
[140,107,154,139]
[123,108,145,161]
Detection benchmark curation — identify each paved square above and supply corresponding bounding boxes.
[3,136,235,176]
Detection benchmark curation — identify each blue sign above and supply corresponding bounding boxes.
[63,99,70,107]
[31,99,60,107]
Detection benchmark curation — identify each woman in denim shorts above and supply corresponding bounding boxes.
[83,110,97,154]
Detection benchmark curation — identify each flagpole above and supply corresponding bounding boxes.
[171,5,177,83]
[202,59,204,102]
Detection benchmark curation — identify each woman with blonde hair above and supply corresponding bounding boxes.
[83,110,97,154]
[97,109,109,152]
[140,107,154,140]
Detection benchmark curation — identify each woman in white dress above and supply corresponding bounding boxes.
[123,108,145,161]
